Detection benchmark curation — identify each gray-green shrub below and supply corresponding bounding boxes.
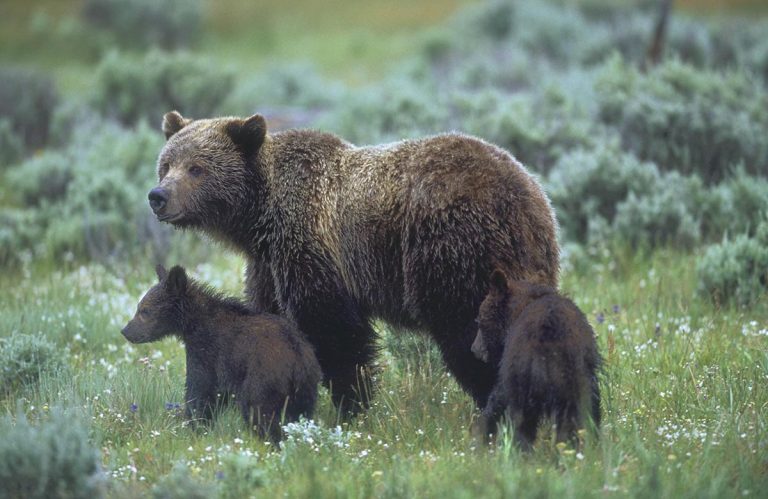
[697,219,768,306]
[82,0,202,50]
[151,463,217,499]
[92,51,234,125]
[0,66,58,152]
[613,171,704,249]
[0,408,104,499]
[2,121,165,262]
[546,144,660,244]
[223,63,345,116]
[0,120,24,170]
[596,56,768,182]
[0,333,66,395]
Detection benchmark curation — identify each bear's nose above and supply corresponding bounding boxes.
[148,187,168,213]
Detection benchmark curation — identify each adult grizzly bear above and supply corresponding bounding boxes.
[149,111,559,414]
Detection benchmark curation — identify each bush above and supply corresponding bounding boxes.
[456,85,597,173]
[218,454,266,499]
[92,51,234,125]
[701,171,768,240]
[151,463,217,499]
[82,0,202,50]
[0,119,24,170]
[613,171,704,249]
[596,56,768,182]
[0,333,66,395]
[0,408,104,499]
[320,76,449,144]
[0,209,41,267]
[2,120,168,262]
[697,219,768,307]
[224,64,344,114]
[0,66,58,152]
[546,144,660,244]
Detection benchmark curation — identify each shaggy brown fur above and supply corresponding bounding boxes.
[471,270,601,450]
[149,111,560,413]
[121,265,321,442]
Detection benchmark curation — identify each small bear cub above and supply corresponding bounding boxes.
[121,265,322,442]
[471,269,601,450]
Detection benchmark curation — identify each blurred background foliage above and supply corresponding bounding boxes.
[0,0,767,305]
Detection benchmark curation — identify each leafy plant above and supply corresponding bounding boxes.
[0,408,104,499]
[82,0,202,50]
[697,219,768,306]
[0,333,66,395]
[92,51,234,125]
[0,66,58,152]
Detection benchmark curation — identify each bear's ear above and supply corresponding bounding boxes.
[165,265,188,295]
[225,114,267,156]
[488,269,508,295]
[162,111,190,140]
[155,264,168,282]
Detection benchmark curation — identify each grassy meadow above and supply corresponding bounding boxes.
[1,0,767,497]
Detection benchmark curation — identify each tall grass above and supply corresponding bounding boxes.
[0,249,765,496]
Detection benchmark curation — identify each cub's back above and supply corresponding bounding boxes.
[502,294,597,392]
[224,311,321,384]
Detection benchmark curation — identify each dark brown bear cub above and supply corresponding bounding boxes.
[471,270,601,450]
[121,265,322,442]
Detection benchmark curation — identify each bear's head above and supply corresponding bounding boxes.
[148,111,267,229]
[472,269,555,363]
[121,265,190,344]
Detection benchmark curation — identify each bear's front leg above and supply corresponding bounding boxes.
[245,258,280,314]
[287,290,378,418]
[184,363,217,424]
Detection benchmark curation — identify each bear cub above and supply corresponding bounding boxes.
[471,270,601,450]
[121,265,322,442]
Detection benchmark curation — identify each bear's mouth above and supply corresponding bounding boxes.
[157,212,184,224]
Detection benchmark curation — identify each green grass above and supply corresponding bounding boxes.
[1,0,767,496]
[1,248,765,497]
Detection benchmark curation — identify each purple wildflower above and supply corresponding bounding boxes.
[596,312,605,324]
[130,403,138,413]
[612,304,620,314]
[215,471,225,480]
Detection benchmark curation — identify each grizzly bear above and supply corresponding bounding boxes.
[121,264,321,441]
[149,111,559,413]
[471,270,601,450]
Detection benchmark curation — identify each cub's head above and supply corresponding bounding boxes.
[472,269,555,363]
[148,111,267,228]
[472,270,510,363]
[121,265,190,344]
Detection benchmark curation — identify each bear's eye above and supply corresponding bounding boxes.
[159,162,170,178]
[188,165,203,177]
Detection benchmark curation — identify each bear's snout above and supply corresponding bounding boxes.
[148,187,169,214]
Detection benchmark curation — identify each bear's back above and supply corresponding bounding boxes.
[215,308,321,390]
[500,292,596,396]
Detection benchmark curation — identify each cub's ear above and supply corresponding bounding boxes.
[488,269,508,294]
[162,111,190,140]
[225,114,267,156]
[155,264,168,282]
[165,265,188,295]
